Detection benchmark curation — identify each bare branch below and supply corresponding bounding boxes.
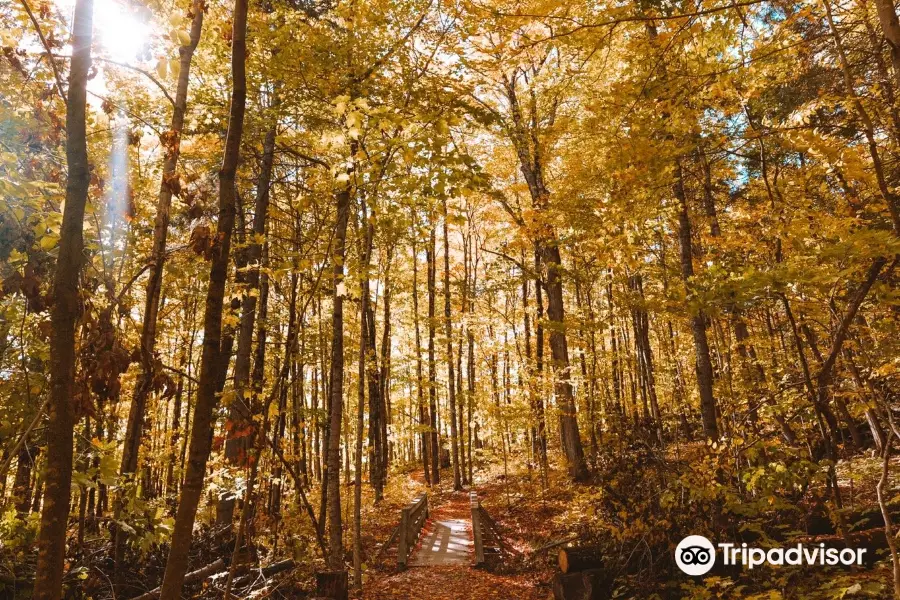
[19,0,67,103]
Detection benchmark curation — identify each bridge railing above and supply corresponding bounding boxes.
[397,493,429,569]
[471,490,512,569]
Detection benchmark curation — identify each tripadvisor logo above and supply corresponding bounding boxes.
[676,535,716,576]
[675,535,868,576]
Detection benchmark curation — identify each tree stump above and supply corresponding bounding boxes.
[551,568,610,600]
[558,547,603,574]
[315,570,348,600]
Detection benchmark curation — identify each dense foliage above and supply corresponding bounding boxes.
[1,0,899,596]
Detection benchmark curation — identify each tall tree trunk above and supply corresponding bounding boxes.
[628,273,662,443]
[456,333,466,483]
[224,260,270,600]
[119,0,204,515]
[502,73,587,482]
[360,197,384,503]
[533,249,548,469]
[325,174,352,569]
[442,196,462,490]
[466,233,476,484]
[871,0,900,95]
[354,251,366,589]
[158,0,247,594]
[674,162,719,440]
[542,240,590,481]
[427,222,440,483]
[33,0,93,596]
[359,198,384,502]
[217,125,276,525]
[379,246,393,483]
[412,233,431,485]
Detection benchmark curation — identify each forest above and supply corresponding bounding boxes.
[1,0,900,596]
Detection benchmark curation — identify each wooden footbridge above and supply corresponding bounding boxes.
[381,490,509,571]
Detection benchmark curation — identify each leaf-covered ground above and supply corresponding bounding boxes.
[362,488,546,599]
[362,565,545,600]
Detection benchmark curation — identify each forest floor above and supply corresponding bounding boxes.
[5,451,897,599]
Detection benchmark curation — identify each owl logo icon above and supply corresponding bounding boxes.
[675,535,716,576]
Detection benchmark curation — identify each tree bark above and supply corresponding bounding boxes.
[361,200,384,502]
[325,174,352,569]
[427,221,440,483]
[217,124,276,525]
[674,161,719,440]
[32,0,93,596]
[873,0,900,98]
[120,0,204,505]
[466,232,476,484]
[542,241,590,481]
[442,196,462,490]
[379,246,393,483]
[13,443,37,516]
[354,219,366,588]
[533,248,549,470]
[158,0,247,594]
[411,230,431,485]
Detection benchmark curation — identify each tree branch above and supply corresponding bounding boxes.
[20,0,67,103]
[94,57,176,106]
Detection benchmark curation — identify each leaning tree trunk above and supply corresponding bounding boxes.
[502,72,588,482]
[32,0,93,597]
[119,0,204,504]
[158,0,247,595]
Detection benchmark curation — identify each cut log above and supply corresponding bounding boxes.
[558,547,603,574]
[260,558,295,576]
[231,559,296,588]
[130,558,225,600]
[532,535,579,560]
[315,570,348,600]
[551,568,610,600]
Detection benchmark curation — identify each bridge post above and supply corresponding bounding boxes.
[470,491,485,567]
[397,506,411,570]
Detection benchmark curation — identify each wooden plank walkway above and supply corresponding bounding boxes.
[407,494,472,567]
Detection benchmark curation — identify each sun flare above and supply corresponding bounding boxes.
[92,0,152,62]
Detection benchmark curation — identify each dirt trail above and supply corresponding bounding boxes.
[362,491,544,599]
